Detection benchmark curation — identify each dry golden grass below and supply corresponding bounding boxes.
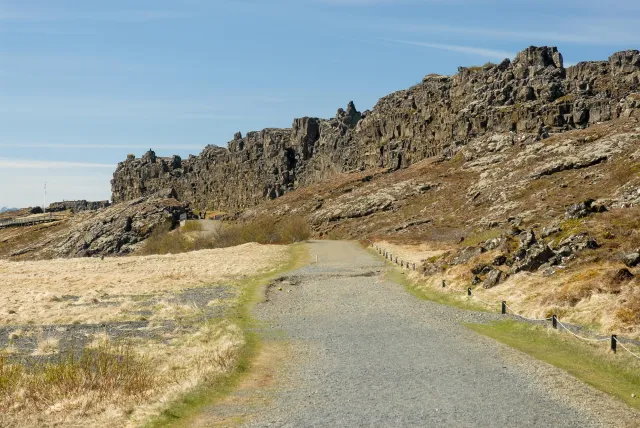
[0,243,287,326]
[1,324,243,428]
[0,243,292,427]
[376,240,450,266]
[378,240,640,338]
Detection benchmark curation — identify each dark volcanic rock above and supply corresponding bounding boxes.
[519,230,537,248]
[492,254,508,266]
[512,243,556,273]
[452,246,487,265]
[612,268,635,283]
[557,233,600,252]
[53,190,191,258]
[110,46,640,211]
[623,252,640,267]
[483,269,504,289]
[49,200,111,213]
[471,264,492,275]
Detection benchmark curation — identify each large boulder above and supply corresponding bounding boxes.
[512,243,556,273]
[623,252,640,267]
[483,269,504,289]
[53,191,192,258]
[565,199,608,219]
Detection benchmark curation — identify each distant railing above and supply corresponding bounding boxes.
[0,213,66,228]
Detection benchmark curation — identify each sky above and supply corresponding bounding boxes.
[1,0,639,208]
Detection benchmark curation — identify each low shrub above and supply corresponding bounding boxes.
[1,341,156,412]
[280,216,312,243]
[181,220,204,233]
[139,221,192,255]
[199,216,311,249]
[140,216,311,253]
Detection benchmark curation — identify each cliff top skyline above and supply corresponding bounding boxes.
[2,0,640,207]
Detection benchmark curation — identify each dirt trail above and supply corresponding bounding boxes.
[198,240,639,427]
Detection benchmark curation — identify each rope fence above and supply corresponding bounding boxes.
[371,242,640,362]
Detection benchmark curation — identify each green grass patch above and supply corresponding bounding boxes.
[467,320,640,410]
[181,220,204,233]
[382,262,490,313]
[551,217,587,246]
[461,228,504,247]
[145,243,309,427]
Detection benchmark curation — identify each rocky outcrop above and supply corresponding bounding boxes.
[9,190,192,259]
[48,200,111,213]
[54,191,189,258]
[111,46,640,211]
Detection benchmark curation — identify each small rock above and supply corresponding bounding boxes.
[612,268,634,283]
[512,243,555,273]
[519,230,537,248]
[483,269,504,289]
[492,254,507,266]
[623,252,640,267]
[540,225,561,239]
[541,267,556,276]
[471,264,492,275]
[484,237,505,251]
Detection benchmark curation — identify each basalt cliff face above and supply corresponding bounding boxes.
[111,46,640,211]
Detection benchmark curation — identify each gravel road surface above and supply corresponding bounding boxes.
[231,241,638,427]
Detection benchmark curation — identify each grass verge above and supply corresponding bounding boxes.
[386,268,490,313]
[368,244,640,410]
[145,243,309,427]
[467,320,640,410]
[366,245,490,313]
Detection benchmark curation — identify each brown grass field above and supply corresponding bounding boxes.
[0,243,290,427]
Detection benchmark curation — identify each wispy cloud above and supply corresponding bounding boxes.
[0,142,205,151]
[0,5,187,23]
[0,158,114,169]
[313,0,452,4]
[381,38,514,60]
[361,16,640,46]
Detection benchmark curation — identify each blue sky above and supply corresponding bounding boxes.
[1,0,639,207]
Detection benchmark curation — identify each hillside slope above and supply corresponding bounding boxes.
[242,116,640,337]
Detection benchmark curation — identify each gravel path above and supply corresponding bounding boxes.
[235,240,637,427]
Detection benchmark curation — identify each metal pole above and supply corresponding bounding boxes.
[611,335,617,354]
[467,288,472,296]
[501,301,507,315]
[552,315,557,329]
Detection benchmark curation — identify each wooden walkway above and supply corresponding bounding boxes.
[0,213,66,229]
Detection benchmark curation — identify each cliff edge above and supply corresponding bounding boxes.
[111,46,640,211]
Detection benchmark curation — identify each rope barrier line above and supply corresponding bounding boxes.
[504,303,552,322]
[471,295,496,307]
[614,337,640,360]
[556,319,610,343]
[374,243,640,361]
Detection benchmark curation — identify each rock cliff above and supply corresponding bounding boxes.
[48,200,111,213]
[111,46,640,210]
